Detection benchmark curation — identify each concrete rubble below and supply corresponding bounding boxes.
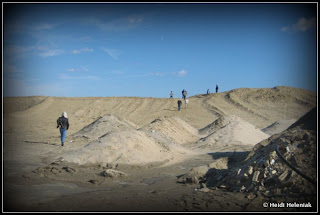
[178,108,317,201]
[203,108,317,198]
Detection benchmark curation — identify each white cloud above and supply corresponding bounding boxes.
[177,70,187,77]
[150,72,166,76]
[39,49,64,58]
[80,66,89,72]
[128,16,143,24]
[5,45,65,59]
[59,73,100,80]
[34,23,58,31]
[111,70,124,75]
[67,66,89,73]
[72,48,93,54]
[101,47,121,60]
[281,17,316,32]
[85,15,143,32]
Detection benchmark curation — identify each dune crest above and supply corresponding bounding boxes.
[74,114,139,140]
[62,129,195,166]
[141,116,199,145]
[194,115,270,151]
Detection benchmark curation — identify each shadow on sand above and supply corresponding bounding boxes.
[207,151,250,169]
[24,140,60,146]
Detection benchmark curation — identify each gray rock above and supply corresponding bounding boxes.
[106,163,119,169]
[192,176,199,184]
[100,169,127,178]
[89,179,99,184]
[247,166,253,175]
[63,167,76,173]
[51,167,61,174]
[252,171,260,182]
[278,170,289,182]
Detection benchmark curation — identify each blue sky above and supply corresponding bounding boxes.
[3,3,317,98]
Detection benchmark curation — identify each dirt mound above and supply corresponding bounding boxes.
[261,119,297,135]
[204,108,317,199]
[194,115,270,151]
[62,129,195,166]
[3,96,47,114]
[199,116,230,135]
[199,86,316,129]
[141,116,199,144]
[3,87,316,140]
[288,107,317,130]
[73,114,139,140]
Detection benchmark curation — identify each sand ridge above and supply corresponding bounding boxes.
[193,115,270,152]
[3,86,317,212]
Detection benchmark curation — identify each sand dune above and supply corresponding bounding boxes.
[194,115,270,151]
[3,86,317,211]
[62,114,269,166]
[63,115,200,166]
[261,119,297,135]
[140,116,199,145]
[3,86,316,166]
[62,128,195,166]
[3,86,316,140]
[73,114,139,140]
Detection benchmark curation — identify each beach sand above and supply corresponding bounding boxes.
[3,86,317,212]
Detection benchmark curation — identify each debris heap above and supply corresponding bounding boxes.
[204,108,317,198]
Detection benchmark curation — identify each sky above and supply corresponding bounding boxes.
[3,3,318,98]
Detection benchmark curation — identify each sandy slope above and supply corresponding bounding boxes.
[194,115,270,152]
[261,119,297,135]
[3,86,316,139]
[3,86,316,169]
[3,86,317,212]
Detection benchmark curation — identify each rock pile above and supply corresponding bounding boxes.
[204,108,317,198]
[177,157,229,185]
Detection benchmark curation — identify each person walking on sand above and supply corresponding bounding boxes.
[57,112,69,146]
[207,89,210,95]
[177,100,182,111]
[185,98,189,108]
[170,91,174,98]
[216,85,219,93]
[182,89,187,100]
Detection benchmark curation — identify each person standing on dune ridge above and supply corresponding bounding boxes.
[182,89,187,100]
[57,112,69,146]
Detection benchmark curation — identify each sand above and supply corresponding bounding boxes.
[3,86,317,212]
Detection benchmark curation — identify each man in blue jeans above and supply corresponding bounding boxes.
[57,112,69,146]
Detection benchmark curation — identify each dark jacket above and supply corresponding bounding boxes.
[57,117,69,130]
